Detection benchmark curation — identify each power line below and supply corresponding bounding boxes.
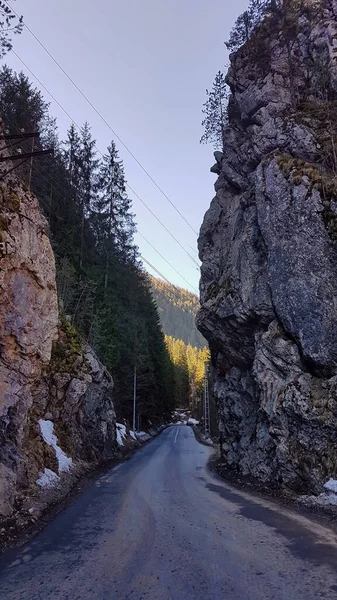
[11,49,200,270]
[1,114,72,207]
[1,111,199,297]
[138,231,198,293]
[7,2,199,236]
[141,256,200,321]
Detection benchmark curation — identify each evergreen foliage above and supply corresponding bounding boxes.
[165,336,209,409]
[0,1,23,58]
[150,276,206,349]
[0,66,175,426]
[225,1,321,55]
[150,277,209,408]
[200,71,228,150]
[225,0,273,52]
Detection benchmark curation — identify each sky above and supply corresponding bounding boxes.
[5,0,248,294]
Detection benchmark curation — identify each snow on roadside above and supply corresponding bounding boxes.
[300,492,337,507]
[187,418,199,425]
[300,478,337,508]
[136,431,152,442]
[116,423,127,446]
[36,468,60,488]
[324,479,337,493]
[116,423,163,446]
[38,419,73,473]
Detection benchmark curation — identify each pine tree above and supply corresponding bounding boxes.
[225,0,271,53]
[226,10,252,52]
[0,1,23,58]
[200,71,228,151]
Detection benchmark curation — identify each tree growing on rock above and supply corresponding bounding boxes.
[226,0,271,52]
[200,71,228,151]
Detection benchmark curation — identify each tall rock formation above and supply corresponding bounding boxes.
[0,158,116,518]
[197,0,337,493]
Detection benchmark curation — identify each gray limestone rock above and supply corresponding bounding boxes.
[197,1,337,492]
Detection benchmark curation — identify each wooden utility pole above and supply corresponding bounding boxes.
[203,363,210,438]
[132,366,137,431]
[28,119,36,191]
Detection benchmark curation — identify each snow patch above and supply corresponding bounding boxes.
[36,468,60,488]
[300,492,337,507]
[116,423,127,446]
[187,418,199,426]
[324,478,337,493]
[39,420,73,473]
[129,430,137,441]
[136,431,151,442]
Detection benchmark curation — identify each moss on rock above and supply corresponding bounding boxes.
[50,314,84,375]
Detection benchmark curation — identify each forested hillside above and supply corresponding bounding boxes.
[150,276,206,348]
[150,277,209,408]
[0,66,175,425]
[165,335,209,410]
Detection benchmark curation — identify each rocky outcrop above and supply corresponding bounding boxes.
[197,0,337,493]
[0,164,117,518]
[0,171,59,516]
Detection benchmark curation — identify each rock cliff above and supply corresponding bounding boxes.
[0,163,116,518]
[197,0,337,493]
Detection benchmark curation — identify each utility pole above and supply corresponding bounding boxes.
[28,119,36,191]
[204,363,210,439]
[132,366,137,431]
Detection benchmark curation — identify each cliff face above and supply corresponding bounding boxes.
[0,167,116,518]
[197,0,337,492]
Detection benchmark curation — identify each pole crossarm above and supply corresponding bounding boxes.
[0,132,40,141]
[0,149,54,163]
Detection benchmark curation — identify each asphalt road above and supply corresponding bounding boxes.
[1,425,337,600]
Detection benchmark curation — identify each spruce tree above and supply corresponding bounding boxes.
[64,124,81,189]
[78,123,98,270]
[94,141,136,289]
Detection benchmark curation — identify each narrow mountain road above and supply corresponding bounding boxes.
[1,426,337,600]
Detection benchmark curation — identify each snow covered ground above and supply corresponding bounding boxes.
[36,468,60,488]
[116,423,127,446]
[37,419,166,487]
[324,478,337,494]
[37,420,73,488]
[136,431,152,442]
[187,418,199,426]
[300,478,337,508]
[115,423,164,446]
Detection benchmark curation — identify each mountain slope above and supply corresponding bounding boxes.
[150,277,206,349]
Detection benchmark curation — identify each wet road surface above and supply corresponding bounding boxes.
[1,425,337,599]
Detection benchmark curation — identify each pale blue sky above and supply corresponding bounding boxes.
[6,0,248,292]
